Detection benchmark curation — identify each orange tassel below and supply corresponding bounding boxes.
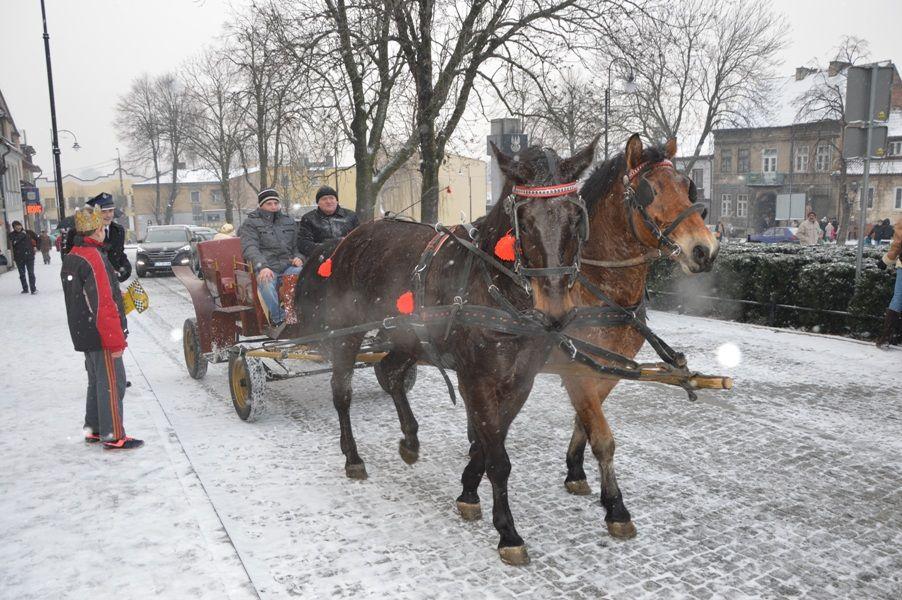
[494,231,516,261]
[396,290,415,315]
[317,257,333,278]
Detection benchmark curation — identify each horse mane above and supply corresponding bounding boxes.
[581,143,669,216]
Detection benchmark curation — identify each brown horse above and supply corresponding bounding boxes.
[455,134,718,545]
[294,140,598,565]
[562,134,718,536]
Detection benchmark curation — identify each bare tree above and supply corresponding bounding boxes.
[389,0,624,222]
[614,0,785,172]
[183,49,245,224]
[793,36,871,242]
[155,74,192,224]
[267,0,418,220]
[115,75,165,224]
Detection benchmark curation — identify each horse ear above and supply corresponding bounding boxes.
[491,141,531,184]
[625,134,643,170]
[559,134,599,182]
[664,138,677,158]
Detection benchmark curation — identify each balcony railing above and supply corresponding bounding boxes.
[745,172,786,186]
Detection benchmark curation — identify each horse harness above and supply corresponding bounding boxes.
[582,159,707,268]
[267,160,701,401]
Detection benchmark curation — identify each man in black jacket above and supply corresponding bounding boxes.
[9,220,39,294]
[62,193,131,282]
[297,185,359,258]
[239,188,305,324]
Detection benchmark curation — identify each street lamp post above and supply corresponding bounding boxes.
[40,0,66,222]
[58,129,81,151]
[604,58,637,161]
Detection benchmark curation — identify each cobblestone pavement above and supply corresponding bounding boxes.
[124,275,902,598]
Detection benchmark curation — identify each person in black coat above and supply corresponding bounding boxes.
[297,185,360,258]
[9,220,39,294]
[62,193,131,282]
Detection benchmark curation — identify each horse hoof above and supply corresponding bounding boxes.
[456,501,482,521]
[345,463,368,480]
[607,520,637,539]
[498,545,530,566]
[398,440,419,465]
[565,479,592,495]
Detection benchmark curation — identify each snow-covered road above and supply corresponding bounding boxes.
[2,258,900,599]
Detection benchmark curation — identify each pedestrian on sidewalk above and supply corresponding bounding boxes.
[61,206,143,449]
[876,217,902,348]
[9,220,39,294]
[39,231,52,264]
[797,212,822,246]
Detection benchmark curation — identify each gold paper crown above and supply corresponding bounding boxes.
[74,207,104,233]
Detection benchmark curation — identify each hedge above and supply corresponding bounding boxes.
[646,242,896,338]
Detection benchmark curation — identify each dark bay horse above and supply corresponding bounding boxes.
[295,141,598,565]
[454,134,718,548]
[561,134,718,537]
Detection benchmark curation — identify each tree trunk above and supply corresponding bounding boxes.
[836,162,851,242]
[419,132,440,224]
[354,147,375,222]
[153,154,162,225]
[165,154,178,224]
[257,100,268,190]
[221,164,233,225]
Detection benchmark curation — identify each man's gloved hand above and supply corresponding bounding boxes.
[876,260,887,270]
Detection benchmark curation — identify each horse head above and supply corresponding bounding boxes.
[489,139,597,319]
[618,134,719,273]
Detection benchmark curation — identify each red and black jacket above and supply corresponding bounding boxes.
[61,236,128,353]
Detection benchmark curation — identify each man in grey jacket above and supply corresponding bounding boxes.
[239,188,304,324]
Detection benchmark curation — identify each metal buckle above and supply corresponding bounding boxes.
[382,317,397,330]
[563,338,578,360]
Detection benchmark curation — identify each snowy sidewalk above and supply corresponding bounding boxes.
[0,260,257,599]
[2,259,901,599]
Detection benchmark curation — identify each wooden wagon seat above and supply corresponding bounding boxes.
[197,238,241,304]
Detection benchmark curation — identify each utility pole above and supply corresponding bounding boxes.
[854,66,878,281]
[40,0,66,222]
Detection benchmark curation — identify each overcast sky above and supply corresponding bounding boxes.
[1,0,899,180]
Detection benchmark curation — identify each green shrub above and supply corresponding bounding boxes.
[647,242,895,339]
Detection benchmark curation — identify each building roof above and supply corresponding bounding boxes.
[133,165,260,187]
[847,159,902,176]
[764,70,848,128]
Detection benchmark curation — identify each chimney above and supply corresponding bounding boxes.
[828,60,851,77]
[795,67,814,81]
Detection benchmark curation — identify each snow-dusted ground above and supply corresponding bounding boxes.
[2,257,900,599]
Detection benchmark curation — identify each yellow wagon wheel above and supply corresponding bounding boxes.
[228,352,266,422]
[183,318,208,380]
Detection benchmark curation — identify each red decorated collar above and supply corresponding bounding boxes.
[511,182,579,198]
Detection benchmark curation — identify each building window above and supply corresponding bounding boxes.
[762,148,777,173]
[737,148,750,173]
[721,194,732,217]
[211,190,222,204]
[191,190,202,223]
[794,145,809,173]
[737,194,748,218]
[890,141,902,156]
[815,144,832,172]
[691,168,704,186]
[895,188,902,210]
[720,150,733,173]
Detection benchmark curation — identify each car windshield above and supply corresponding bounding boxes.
[145,228,189,243]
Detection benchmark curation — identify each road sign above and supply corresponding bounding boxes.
[844,65,893,124]
[842,125,888,159]
[486,133,529,156]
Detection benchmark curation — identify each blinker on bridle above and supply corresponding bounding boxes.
[622,159,707,257]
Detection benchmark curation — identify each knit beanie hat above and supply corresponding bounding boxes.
[257,188,280,206]
[75,207,104,233]
[315,185,338,203]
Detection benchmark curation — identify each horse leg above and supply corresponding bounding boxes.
[378,350,420,465]
[456,416,485,521]
[460,378,530,565]
[331,334,368,480]
[564,416,592,495]
[564,378,636,539]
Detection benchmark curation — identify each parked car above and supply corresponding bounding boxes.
[136,225,199,277]
[747,226,799,244]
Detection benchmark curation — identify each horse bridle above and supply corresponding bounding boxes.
[501,149,589,286]
[622,159,707,259]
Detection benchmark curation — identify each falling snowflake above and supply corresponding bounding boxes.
[715,342,741,368]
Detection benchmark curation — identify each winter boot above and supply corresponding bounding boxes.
[875,309,900,349]
[103,436,145,450]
